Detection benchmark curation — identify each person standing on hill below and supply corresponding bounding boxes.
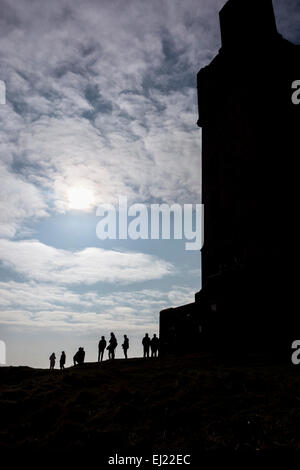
[98,336,107,362]
[150,334,159,358]
[73,347,85,365]
[142,333,151,358]
[107,332,118,360]
[60,351,66,369]
[122,335,129,359]
[49,352,56,370]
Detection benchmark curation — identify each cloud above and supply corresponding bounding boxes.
[0,281,181,331]
[167,286,196,306]
[0,238,174,284]
[1,0,297,240]
[0,281,90,310]
[274,0,300,43]
[0,0,219,239]
[0,163,48,237]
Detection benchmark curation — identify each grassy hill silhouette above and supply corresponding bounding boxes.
[0,353,299,453]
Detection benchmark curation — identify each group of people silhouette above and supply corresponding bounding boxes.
[142,333,159,358]
[49,347,86,369]
[49,332,159,369]
[49,350,66,370]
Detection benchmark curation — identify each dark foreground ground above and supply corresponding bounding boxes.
[0,353,299,458]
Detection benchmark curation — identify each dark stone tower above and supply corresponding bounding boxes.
[219,0,277,50]
[160,0,300,355]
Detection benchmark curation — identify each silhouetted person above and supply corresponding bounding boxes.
[122,335,129,359]
[49,352,56,370]
[150,334,159,357]
[107,332,117,360]
[98,336,107,362]
[73,347,85,365]
[142,333,151,358]
[60,351,66,370]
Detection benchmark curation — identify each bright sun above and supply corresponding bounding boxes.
[67,186,95,210]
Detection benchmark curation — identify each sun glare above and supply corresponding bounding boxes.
[67,186,95,210]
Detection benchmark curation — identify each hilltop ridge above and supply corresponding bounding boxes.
[0,353,299,454]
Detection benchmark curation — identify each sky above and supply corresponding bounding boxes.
[0,0,299,367]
